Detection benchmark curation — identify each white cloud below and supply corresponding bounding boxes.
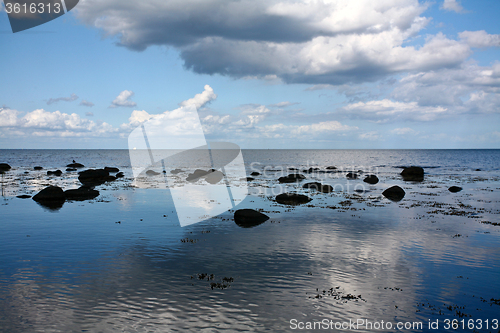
[359,131,381,141]
[291,121,356,135]
[340,99,448,122]
[0,108,115,137]
[110,90,137,108]
[0,108,21,127]
[47,93,79,105]
[459,30,500,49]
[128,110,153,127]
[441,0,464,13]
[179,85,217,109]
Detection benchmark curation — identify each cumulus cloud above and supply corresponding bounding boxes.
[441,0,464,13]
[459,31,500,49]
[80,99,95,107]
[110,90,137,108]
[85,112,94,117]
[179,85,217,109]
[74,0,479,85]
[0,108,115,137]
[47,93,78,105]
[391,127,418,135]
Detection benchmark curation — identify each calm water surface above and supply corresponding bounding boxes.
[0,149,499,332]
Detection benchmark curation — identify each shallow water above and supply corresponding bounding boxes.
[1,149,499,332]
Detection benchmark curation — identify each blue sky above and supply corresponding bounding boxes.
[1,0,499,149]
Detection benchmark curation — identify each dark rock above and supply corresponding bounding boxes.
[288,167,298,171]
[205,170,224,184]
[326,166,337,170]
[66,168,77,172]
[105,175,117,182]
[64,187,100,201]
[303,167,320,174]
[363,175,379,184]
[78,169,110,186]
[47,170,63,176]
[475,169,481,171]
[116,172,124,178]
[33,186,65,204]
[34,166,43,170]
[302,182,333,193]
[401,166,424,181]
[66,162,84,168]
[449,186,463,193]
[16,195,31,199]
[186,169,209,181]
[278,173,306,183]
[246,177,255,181]
[104,167,120,173]
[250,171,260,176]
[276,193,312,205]
[382,185,406,202]
[170,168,183,174]
[234,209,269,228]
[0,163,12,172]
[346,172,358,179]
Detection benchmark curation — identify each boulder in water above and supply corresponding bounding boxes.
[205,170,224,184]
[275,193,312,205]
[363,175,379,184]
[170,169,183,174]
[346,172,358,179]
[0,163,11,172]
[116,172,124,178]
[448,186,463,193]
[32,186,66,209]
[65,187,100,201]
[186,169,209,181]
[34,166,43,170]
[302,182,333,193]
[78,169,110,186]
[234,209,269,228]
[47,170,63,176]
[66,162,84,168]
[401,166,424,181]
[104,167,120,173]
[278,174,306,183]
[16,194,31,199]
[382,185,405,202]
[250,171,260,176]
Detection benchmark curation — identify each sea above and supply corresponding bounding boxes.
[0,149,499,332]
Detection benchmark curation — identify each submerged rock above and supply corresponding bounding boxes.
[276,193,312,205]
[104,167,120,173]
[250,171,261,176]
[78,169,111,186]
[401,166,424,181]
[246,177,255,181]
[170,168,183,174]
[234,209,269,228]
[34,166,43,170]
[186,169,209,181]
[116,172,124,178]
[47,170,63,176]
[146,170,161,176]
[302,182,333,193]
[0,163,12,172]
[325,166,337,170]
[66,162,85,168]
[205,170,224,184]
[66,168,77,172]
[16,194,31,199]
[64,187,100,201]
[303,167,320,174]
[382,185,406,202]
[448,186,463,193]
[278,173,306,183]
[363,175,379,184]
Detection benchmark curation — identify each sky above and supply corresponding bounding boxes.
[0,0,499,149]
